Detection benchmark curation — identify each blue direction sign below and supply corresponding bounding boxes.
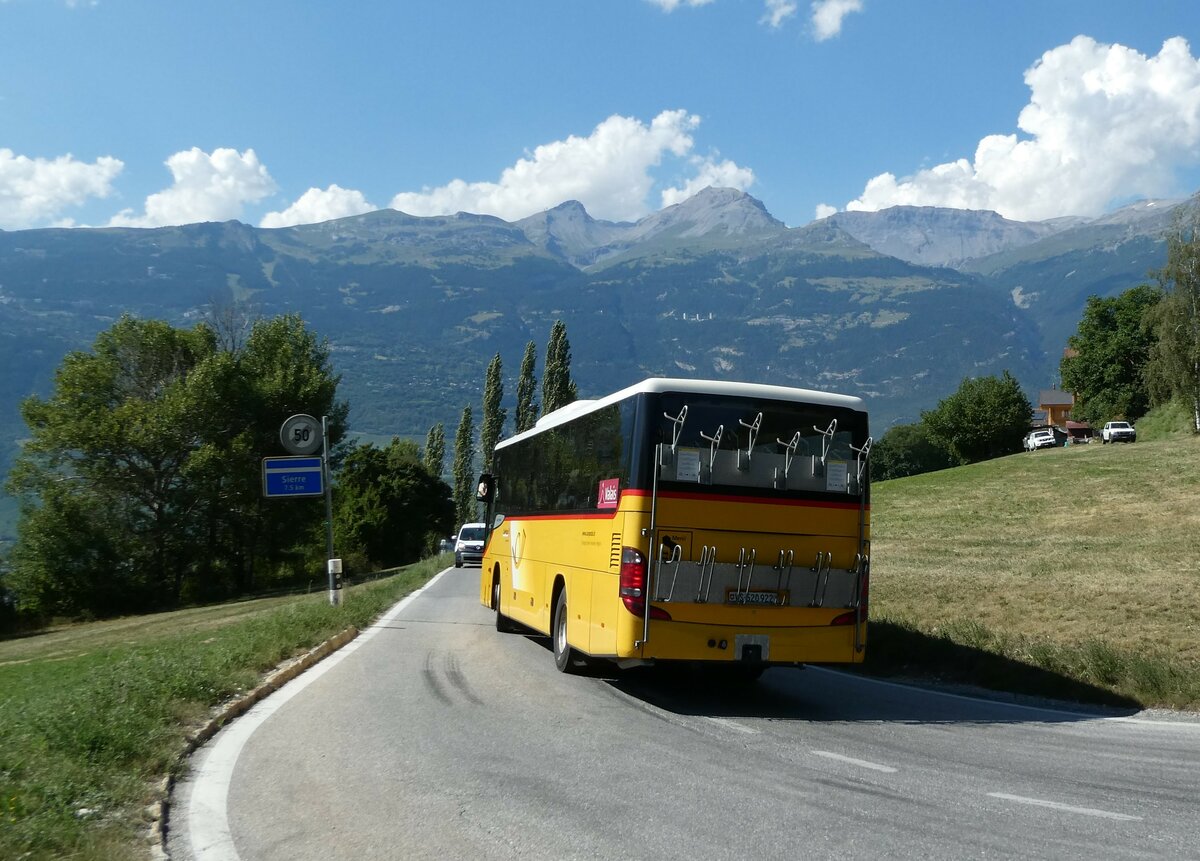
[262,456,324,498]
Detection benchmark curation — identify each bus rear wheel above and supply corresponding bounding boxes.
[552,590,577,673]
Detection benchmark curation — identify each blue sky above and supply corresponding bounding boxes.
[3,0,1199,231]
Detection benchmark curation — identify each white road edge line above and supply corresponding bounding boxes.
[807,666,1200,730]
[811,750,898,773]
[706,717,759,734]
[988,792,1143,821]
[185,567,452,861]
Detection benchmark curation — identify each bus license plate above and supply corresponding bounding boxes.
[726,590,785,606]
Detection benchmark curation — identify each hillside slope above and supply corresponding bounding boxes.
[870,434,1200,705]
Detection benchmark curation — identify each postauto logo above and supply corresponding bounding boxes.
[597,478,620,510]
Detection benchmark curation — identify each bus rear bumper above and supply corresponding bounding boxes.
[629,620,865,665]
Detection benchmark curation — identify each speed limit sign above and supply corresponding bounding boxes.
[280,414,323,455]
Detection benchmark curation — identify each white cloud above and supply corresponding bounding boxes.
[644,0,715,10]
[108,147,277,227]
[0,149,123,230]
[661,155,755,207]
[814,203,838,220]
[761,0,798,29]
[811,0,862,41]
[842,36,1200,221]
[390,109,752,223]
[647,0,852,34]
[260,184,375,228]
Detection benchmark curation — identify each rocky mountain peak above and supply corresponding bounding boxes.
[634,187,785,240]
[827,205,1067,268]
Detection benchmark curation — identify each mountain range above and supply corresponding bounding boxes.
[0,187,1185,535]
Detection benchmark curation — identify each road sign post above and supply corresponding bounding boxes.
[322,415,340,607]
[268,415,340,607]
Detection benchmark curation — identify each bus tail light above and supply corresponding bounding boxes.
[619,547,671,621]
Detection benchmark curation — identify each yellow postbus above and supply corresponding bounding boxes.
[477,378,871,677]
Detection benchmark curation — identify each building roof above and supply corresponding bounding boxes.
[1039,389,1074,407]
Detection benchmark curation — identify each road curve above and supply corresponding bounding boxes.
[169,567,1200,860]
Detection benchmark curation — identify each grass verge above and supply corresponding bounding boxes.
[0,555,447,861]
[866,433,1200,710]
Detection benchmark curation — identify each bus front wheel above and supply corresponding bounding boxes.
[494,575,519,633]
[553,590,578,673]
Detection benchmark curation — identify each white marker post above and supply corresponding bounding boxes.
[321,415,340,607]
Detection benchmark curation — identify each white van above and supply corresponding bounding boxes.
[454,522,488,568]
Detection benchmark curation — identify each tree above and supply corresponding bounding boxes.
[1145,201,1200,432]
[203,294,257,355]
[7,317,220,613]
[423,423,446,478]
[515,340,538,433]
[480,352,505,468]
[452,406,476,526]
[921,372,1032,465]
[541,320,577,415]
[203,313,347,596]
[870,422,955,482]
[1060,285,1160,424]
[334,438,453,569]
[5,313,348,617]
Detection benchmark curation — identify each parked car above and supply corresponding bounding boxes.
[1023,429,1058,451]
[454,522,488,568]
[1101,421,1137,443]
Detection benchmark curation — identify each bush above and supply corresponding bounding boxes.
[1134,397,1196,440]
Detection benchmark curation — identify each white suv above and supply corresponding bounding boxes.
[1023,429,1057,451]
[1101,421,1136,444]
[454,522,488,568]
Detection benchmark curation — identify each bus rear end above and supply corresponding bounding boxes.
[616,386,870,669]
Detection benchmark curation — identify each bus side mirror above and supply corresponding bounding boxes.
[476,473,494,503]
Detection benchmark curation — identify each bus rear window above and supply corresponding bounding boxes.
[652,392,869,496]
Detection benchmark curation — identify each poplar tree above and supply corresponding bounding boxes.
[480,353,505,468]
[541,320,578,415]
[423,422,446,478]
[452,406,476,526]
[515,340,538,433]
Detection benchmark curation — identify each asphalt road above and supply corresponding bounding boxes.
[170,567,1200,860]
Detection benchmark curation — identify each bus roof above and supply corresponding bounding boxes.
[498,377,866,450]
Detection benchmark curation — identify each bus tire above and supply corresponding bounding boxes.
[494,576,519,633]
[552,590,577,673]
